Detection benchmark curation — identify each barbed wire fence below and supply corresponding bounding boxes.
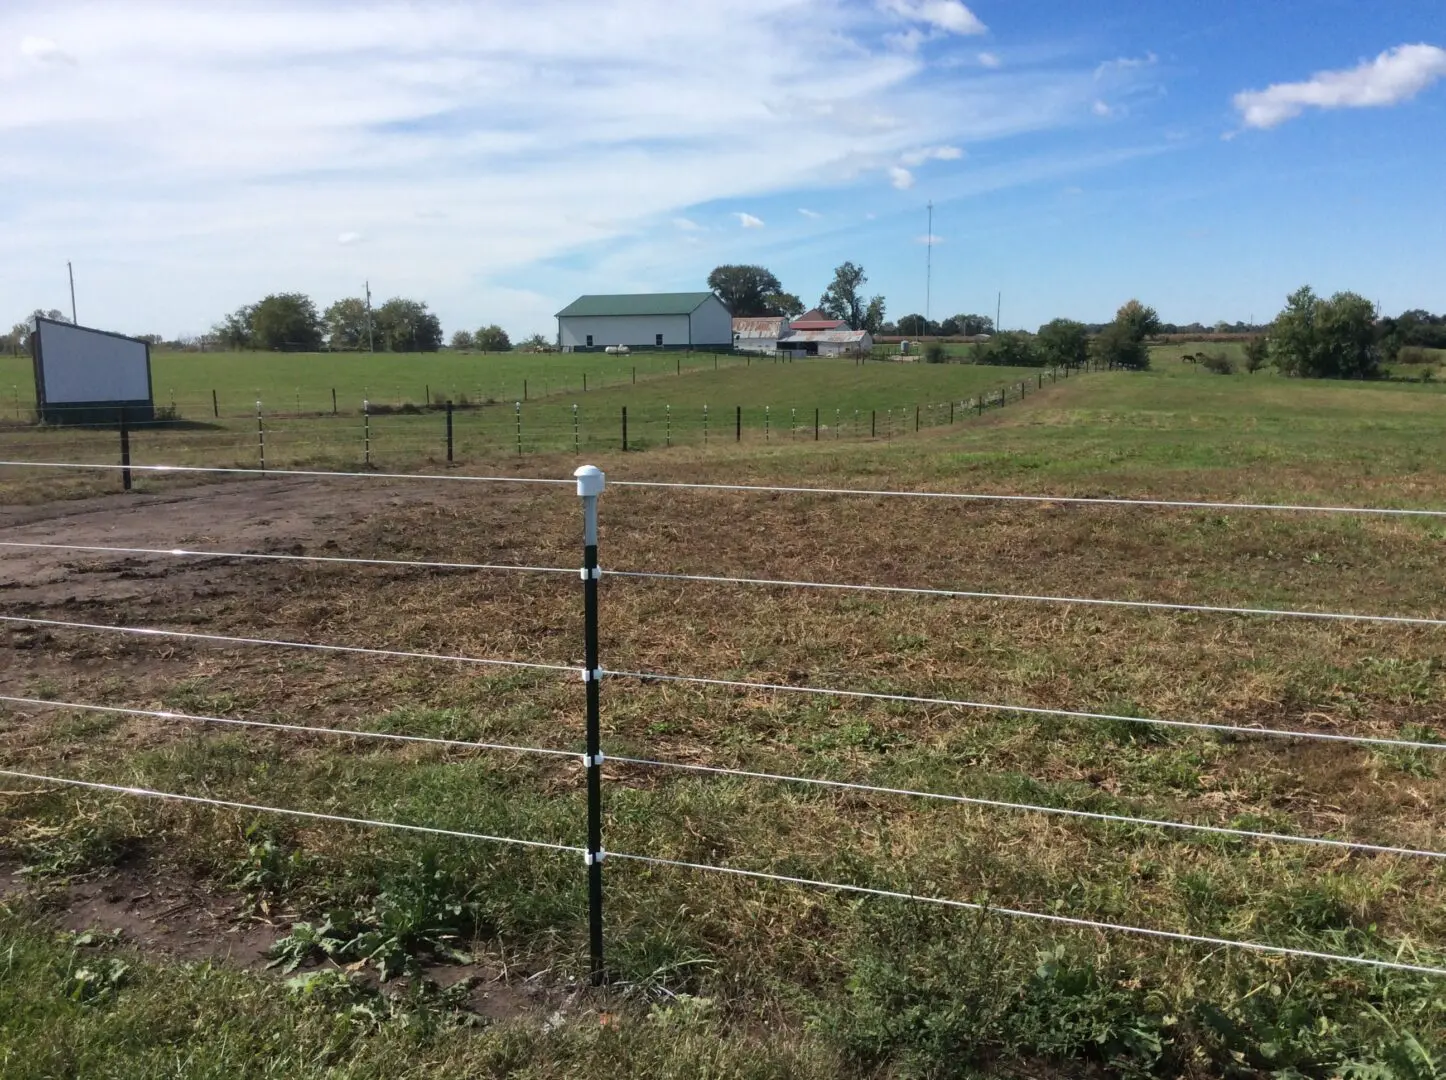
[2,462,1446,986]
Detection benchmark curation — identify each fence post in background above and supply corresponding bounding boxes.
[364,399,371,467]
[524,379,528,402]
[621,406,628,452]
[978,396,983,416]
[332,388,338,415]
[714,354,718,371]
[425,384,430,407]
[1038,373,1043,389]
[256,400,266,475]
[119,407,132,492]
[736,405,741,442]
[703,404,709,445]
[834,408,840,438]
[950,401,955,424]
[676,355,681,376]
[632,366,636,385]
[765,406,770,441]
[446,401,454,464]
[666,404,671,448]
[790,407,796,439]
[871,409,876,438]
[573,404,580,456]
[515,401,523,457]
[212,389,219,419]
[815,407,820,441]
[574,463,607,986]
[915,405,920,432]
[583,373,587,392]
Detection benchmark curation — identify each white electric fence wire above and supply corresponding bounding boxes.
[0,541,576,578]
[0,615,579,675]
[608,852,1446,977]
[608,569,1446,629]
[609,478,1446,518]
[0,769,582,854]
[609,755,1446,860]
[0,461,572,486]
[607,669,1446,753]
[0,696,577,760]
[3,459,1443,519]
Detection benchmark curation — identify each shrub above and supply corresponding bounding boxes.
[923,342,948,364]
[1200,352,1235,375]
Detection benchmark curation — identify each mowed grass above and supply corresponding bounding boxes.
[4,358,1446,1074]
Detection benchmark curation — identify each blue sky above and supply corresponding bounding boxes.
[1,1,1443,340]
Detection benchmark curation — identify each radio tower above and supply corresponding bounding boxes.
[925,201,933,332]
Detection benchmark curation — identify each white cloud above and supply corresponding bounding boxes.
[977,51,1001,69]
[882,0,986,35]
[798,208,822,218]
[888,165,915,189]
[20,35,75,65]
[337,231,363,245]
[734,212,764,228]
[672,217,704,231]
[1233,44,1446,129]
[1091,100,1113,117]
[1095,52,1157,79]
[0,1,1135,336]
[899,144,963,165]
[915,233,943,244]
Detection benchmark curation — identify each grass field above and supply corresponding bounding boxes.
[4,359,1446,1076]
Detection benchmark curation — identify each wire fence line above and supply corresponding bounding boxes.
[4,459,1446,983]
[6,457,1446,520]
[4,539,1441,628]
[0,615,579,676]
[2,765,1441,979]
[4,694,1433,860]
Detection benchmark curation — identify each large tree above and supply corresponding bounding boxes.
[819,261,885,332]
[763,291,804,318]
[1092,299,1158,370]
[374,297,443,352]
[325,297,371,351]
[246,294,323,352]
[951,313,994,336]
[213,304,256,349]
[707,265,786,317]
[474,325,511,351]
[1269,286,1379,379]
[1036,318,1090,369]
[450,329,475,351]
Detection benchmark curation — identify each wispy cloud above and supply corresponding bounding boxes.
[977,51,1001,69]
[888,165,916,189]
[798,208,822,219]
[1233,44,1446,129]
[1095,52,1157,80]
[915,233,943,244]
[1091,100,1113,117]
[337,231,363,245]
[734,212,764,228]
[882,0,986,35]
[900,144,963,166]
[20,35,76,65]
[672,217,704,231]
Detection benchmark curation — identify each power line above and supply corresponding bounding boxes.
[607,569,1446,628]
[609,754,1446,859]
[608,852,1446,977]
[0,615,578,675]
[605,669,1446,753]
[0,769,582,854]
[0,696,577,759]
[0,541,575,578]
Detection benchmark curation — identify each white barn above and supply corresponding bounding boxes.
[556,292,733,351]
[777,329,873,357]
[732,316,791,354]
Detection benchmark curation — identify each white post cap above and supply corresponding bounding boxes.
[574,464,605,497]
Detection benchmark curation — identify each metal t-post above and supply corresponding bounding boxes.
[575,464,607,985]
[256,400,265,475]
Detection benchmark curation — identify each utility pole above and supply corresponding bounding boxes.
[925,201,933,333]
[67,262,77,324]
[365,280,375,353]
[996,291,1001,333]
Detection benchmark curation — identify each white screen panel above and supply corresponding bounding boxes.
[38,322,151,403]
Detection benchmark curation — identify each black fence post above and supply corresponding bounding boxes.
[212,389,219,419]
[332,388,338,415]
[621,406,628,451]
[119,408,132,492]
[950,400,955,424]
[583,373,588,392]
[446,401,454,463]
[524,379,528,402]
[814,407,819,441]
[915,405,920,432]
[575,464,607,986]
[871,409,876,438]
[736,405,741,442]
[632,366,636,385]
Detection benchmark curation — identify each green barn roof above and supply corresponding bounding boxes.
[556,292,719,318]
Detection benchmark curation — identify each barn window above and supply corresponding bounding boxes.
[655,333,664,346]
[586,334,593,347]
